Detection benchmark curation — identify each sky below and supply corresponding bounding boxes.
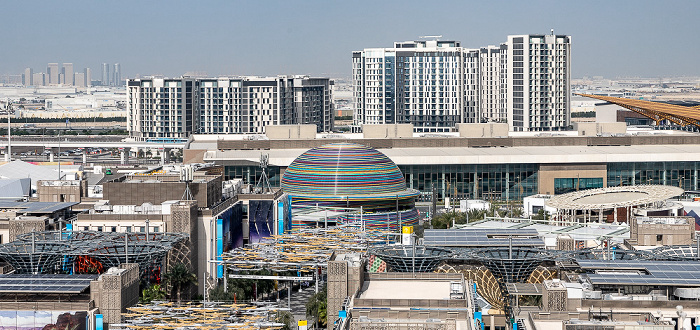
[2,0,699,80]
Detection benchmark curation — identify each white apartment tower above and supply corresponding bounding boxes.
[128,76,333,140]
[506,34,571,131]
[353,40,468,132]
[353,34,571,132]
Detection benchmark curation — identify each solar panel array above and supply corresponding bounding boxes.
[577,260,700,286]
[0,274,98,294]
[423,229,545,247]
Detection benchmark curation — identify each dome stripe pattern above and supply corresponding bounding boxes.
[281,143,408,196]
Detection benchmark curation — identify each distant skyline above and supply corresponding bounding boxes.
[2,0,699,79]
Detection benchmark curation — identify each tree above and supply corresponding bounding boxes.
[140,284,166,304]
[532,209,550,221]
[275,310,295,330]
[163,263,198,304]
[306,285,327,328]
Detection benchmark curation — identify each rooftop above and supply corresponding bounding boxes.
[0,200,77,214]
[359,280,452,300]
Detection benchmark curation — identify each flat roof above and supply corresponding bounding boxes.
[423,229,545,247]
[579,260,700,287]
[0,274,97,294]
[0,201,78,214]
[204,144,700,166]
[359,280,452,300]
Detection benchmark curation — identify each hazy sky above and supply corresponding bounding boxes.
[2,0,699,79]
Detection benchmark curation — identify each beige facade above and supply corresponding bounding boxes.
[457,123,509,138]
[103,174,222,208]
[265,124,317,139]
[362,124,414,139]
[90,264,140,327]
[538,164,607,195]
[37,180,86,203]
[573,122,627,137]
[629,216,695,246]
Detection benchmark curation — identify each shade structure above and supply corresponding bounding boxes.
[281,143,420,230]
[371,246,453,272]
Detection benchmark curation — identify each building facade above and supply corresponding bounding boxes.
[506,34,571,131]
[62,63,74,85]
[127,76,333,140]
[47,63,59,85]
[102,63,110,86]
[353,34,571,132]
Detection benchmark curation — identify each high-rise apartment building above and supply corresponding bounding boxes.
[505,34,571,131]
[102,63,110,86]
[62,63,74,85]
[113,63,121,86]
[47,63,59,85]
[127,76,333,140]
[22,68,33,86]
[352,40,467,132]
[353,33,571,132]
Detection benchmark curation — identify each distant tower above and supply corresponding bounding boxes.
[102,63,110,86]
[23,68,33,86]
[113,63,121,87]
[47,63,59,85]
[62,63,74,85]
[84,68,92,87]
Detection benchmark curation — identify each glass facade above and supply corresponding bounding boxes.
[554,177,604,195]
[608,162,699,190]
[222,161,700,201]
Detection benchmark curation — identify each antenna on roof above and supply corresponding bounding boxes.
[551,29,554,35]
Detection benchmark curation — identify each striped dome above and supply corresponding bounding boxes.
[281,143,409,196]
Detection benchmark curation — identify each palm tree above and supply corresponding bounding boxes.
[306,285,328,328]
[163,263,198,304]
[275,310,295,330]
[140,284,166,304]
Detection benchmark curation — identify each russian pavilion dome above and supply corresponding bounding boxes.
[281,143,416,197]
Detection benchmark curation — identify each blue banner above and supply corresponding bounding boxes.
[216,218,223,278]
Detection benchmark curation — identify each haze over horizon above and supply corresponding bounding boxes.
[2,0,699,80]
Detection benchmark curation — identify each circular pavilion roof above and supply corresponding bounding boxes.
[545,185,684,210]
[281,143,418,198]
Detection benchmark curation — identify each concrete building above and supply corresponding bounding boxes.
[62,63,74,85]
[505,34,571,131]
[22,67,33,86]
[188,128,700,201]
[47,63,59,85]
[0,264,139,330]
[329,253,473,329]
[127,76,333,140]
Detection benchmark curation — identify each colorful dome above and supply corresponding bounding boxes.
[281,143,412,197]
